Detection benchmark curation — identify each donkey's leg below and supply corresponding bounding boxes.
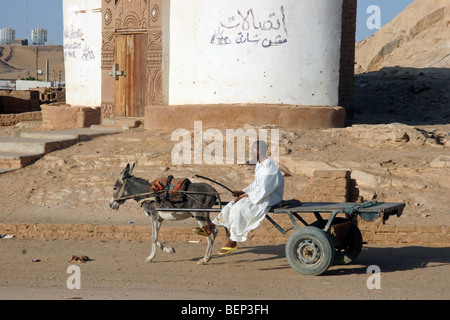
[145,215,160,263]
[195,214,217,265]
[157,217,175,254]
[199,230,216,265]
[145,216,175,263]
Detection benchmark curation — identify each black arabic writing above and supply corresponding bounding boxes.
[210,6,288,49]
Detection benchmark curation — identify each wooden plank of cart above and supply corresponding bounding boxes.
[157,200,405,276]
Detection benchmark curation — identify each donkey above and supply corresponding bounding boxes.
[109,163,219,265]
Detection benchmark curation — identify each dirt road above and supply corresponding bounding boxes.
[0,238,448,301]
[0,122,449,305]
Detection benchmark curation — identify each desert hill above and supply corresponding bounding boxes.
[0,45,64,81]
[355,0,450,73]
[353,0,450,125]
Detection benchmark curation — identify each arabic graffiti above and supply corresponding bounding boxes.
[210,6,288,48]
[63,25,96,61]
[63,25,83,59]
[81,44,95,61]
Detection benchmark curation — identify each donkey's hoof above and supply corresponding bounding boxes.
[163,247,175,254]
[197,259,209,266]
[145,257,153,263]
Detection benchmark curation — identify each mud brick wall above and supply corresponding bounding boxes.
[0,111,42,127]
[0,221,448,246]
[304,169,361,202]
[357,221,449,246]
[339,0,357,118]
[0,90,40,114]
[40,104,101,130]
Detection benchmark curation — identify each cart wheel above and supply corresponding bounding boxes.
[285,226,335,276]
[312,218,363,265]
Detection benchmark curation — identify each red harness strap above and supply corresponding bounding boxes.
[150,177,190,193]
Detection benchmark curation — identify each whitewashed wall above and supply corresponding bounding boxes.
[63,0,102,106]
[164,0,343,106]
[16,80,51,90]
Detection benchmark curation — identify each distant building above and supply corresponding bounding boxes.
[0,80,15,90]
[0,28,16,45]
[11,39,28,46]
[31,28,48,46]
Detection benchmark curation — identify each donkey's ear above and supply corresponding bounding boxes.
[120,163,131,180]
[130,162,136,174]
[124,163,131,174]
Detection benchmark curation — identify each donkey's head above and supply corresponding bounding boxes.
[109,163,136,210]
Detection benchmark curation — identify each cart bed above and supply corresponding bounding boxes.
[272,201,405,222]
[156,201,404,221]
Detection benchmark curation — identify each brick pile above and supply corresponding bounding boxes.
[304,169,361,203]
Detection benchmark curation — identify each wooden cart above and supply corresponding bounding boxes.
[157,201,405,276]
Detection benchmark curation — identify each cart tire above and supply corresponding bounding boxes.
[311,218,363,265]
[285,226,335,276]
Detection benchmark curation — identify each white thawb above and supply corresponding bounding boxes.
[213,158,284,242]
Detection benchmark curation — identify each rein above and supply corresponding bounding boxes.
[115,177,128,201]
[114,189,225,202]
[113,174,228,206]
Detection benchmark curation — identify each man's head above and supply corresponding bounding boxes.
[251,140,268,163]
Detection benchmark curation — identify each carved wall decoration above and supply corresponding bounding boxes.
[122,11,141,28]
[104,8,113,25]
[102,30,115,42]
[147,67,163,105]
[146,0,163,105]
[101,3,115,70]
[101,41,115,69]
[147,29,162,67]
[114,0,148,30]
[102,0,163,110]
[150,4,160,23]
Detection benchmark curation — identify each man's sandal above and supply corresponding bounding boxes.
[218,246,239,255]
[192,227,210,237]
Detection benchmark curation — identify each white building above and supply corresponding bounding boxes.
[59,0,357,130]
[31,28,48,46]
[0,28,16,45]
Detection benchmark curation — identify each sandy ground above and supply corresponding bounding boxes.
[0,69,449,301]
[0,238,448,301]
[0,68,449,228]
[0,123,449,301]
[0,121,449,228]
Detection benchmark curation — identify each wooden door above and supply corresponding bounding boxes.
[115,33,147,117]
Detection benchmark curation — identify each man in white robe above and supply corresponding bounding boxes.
[193,140,284,255]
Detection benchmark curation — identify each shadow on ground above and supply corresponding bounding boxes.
[214,244,450,276]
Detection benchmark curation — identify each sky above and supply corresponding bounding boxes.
[0,0,63,45]
[356,0,414,41]
[0,0,414,45]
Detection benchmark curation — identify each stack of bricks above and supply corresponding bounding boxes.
[305,169,357,203]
